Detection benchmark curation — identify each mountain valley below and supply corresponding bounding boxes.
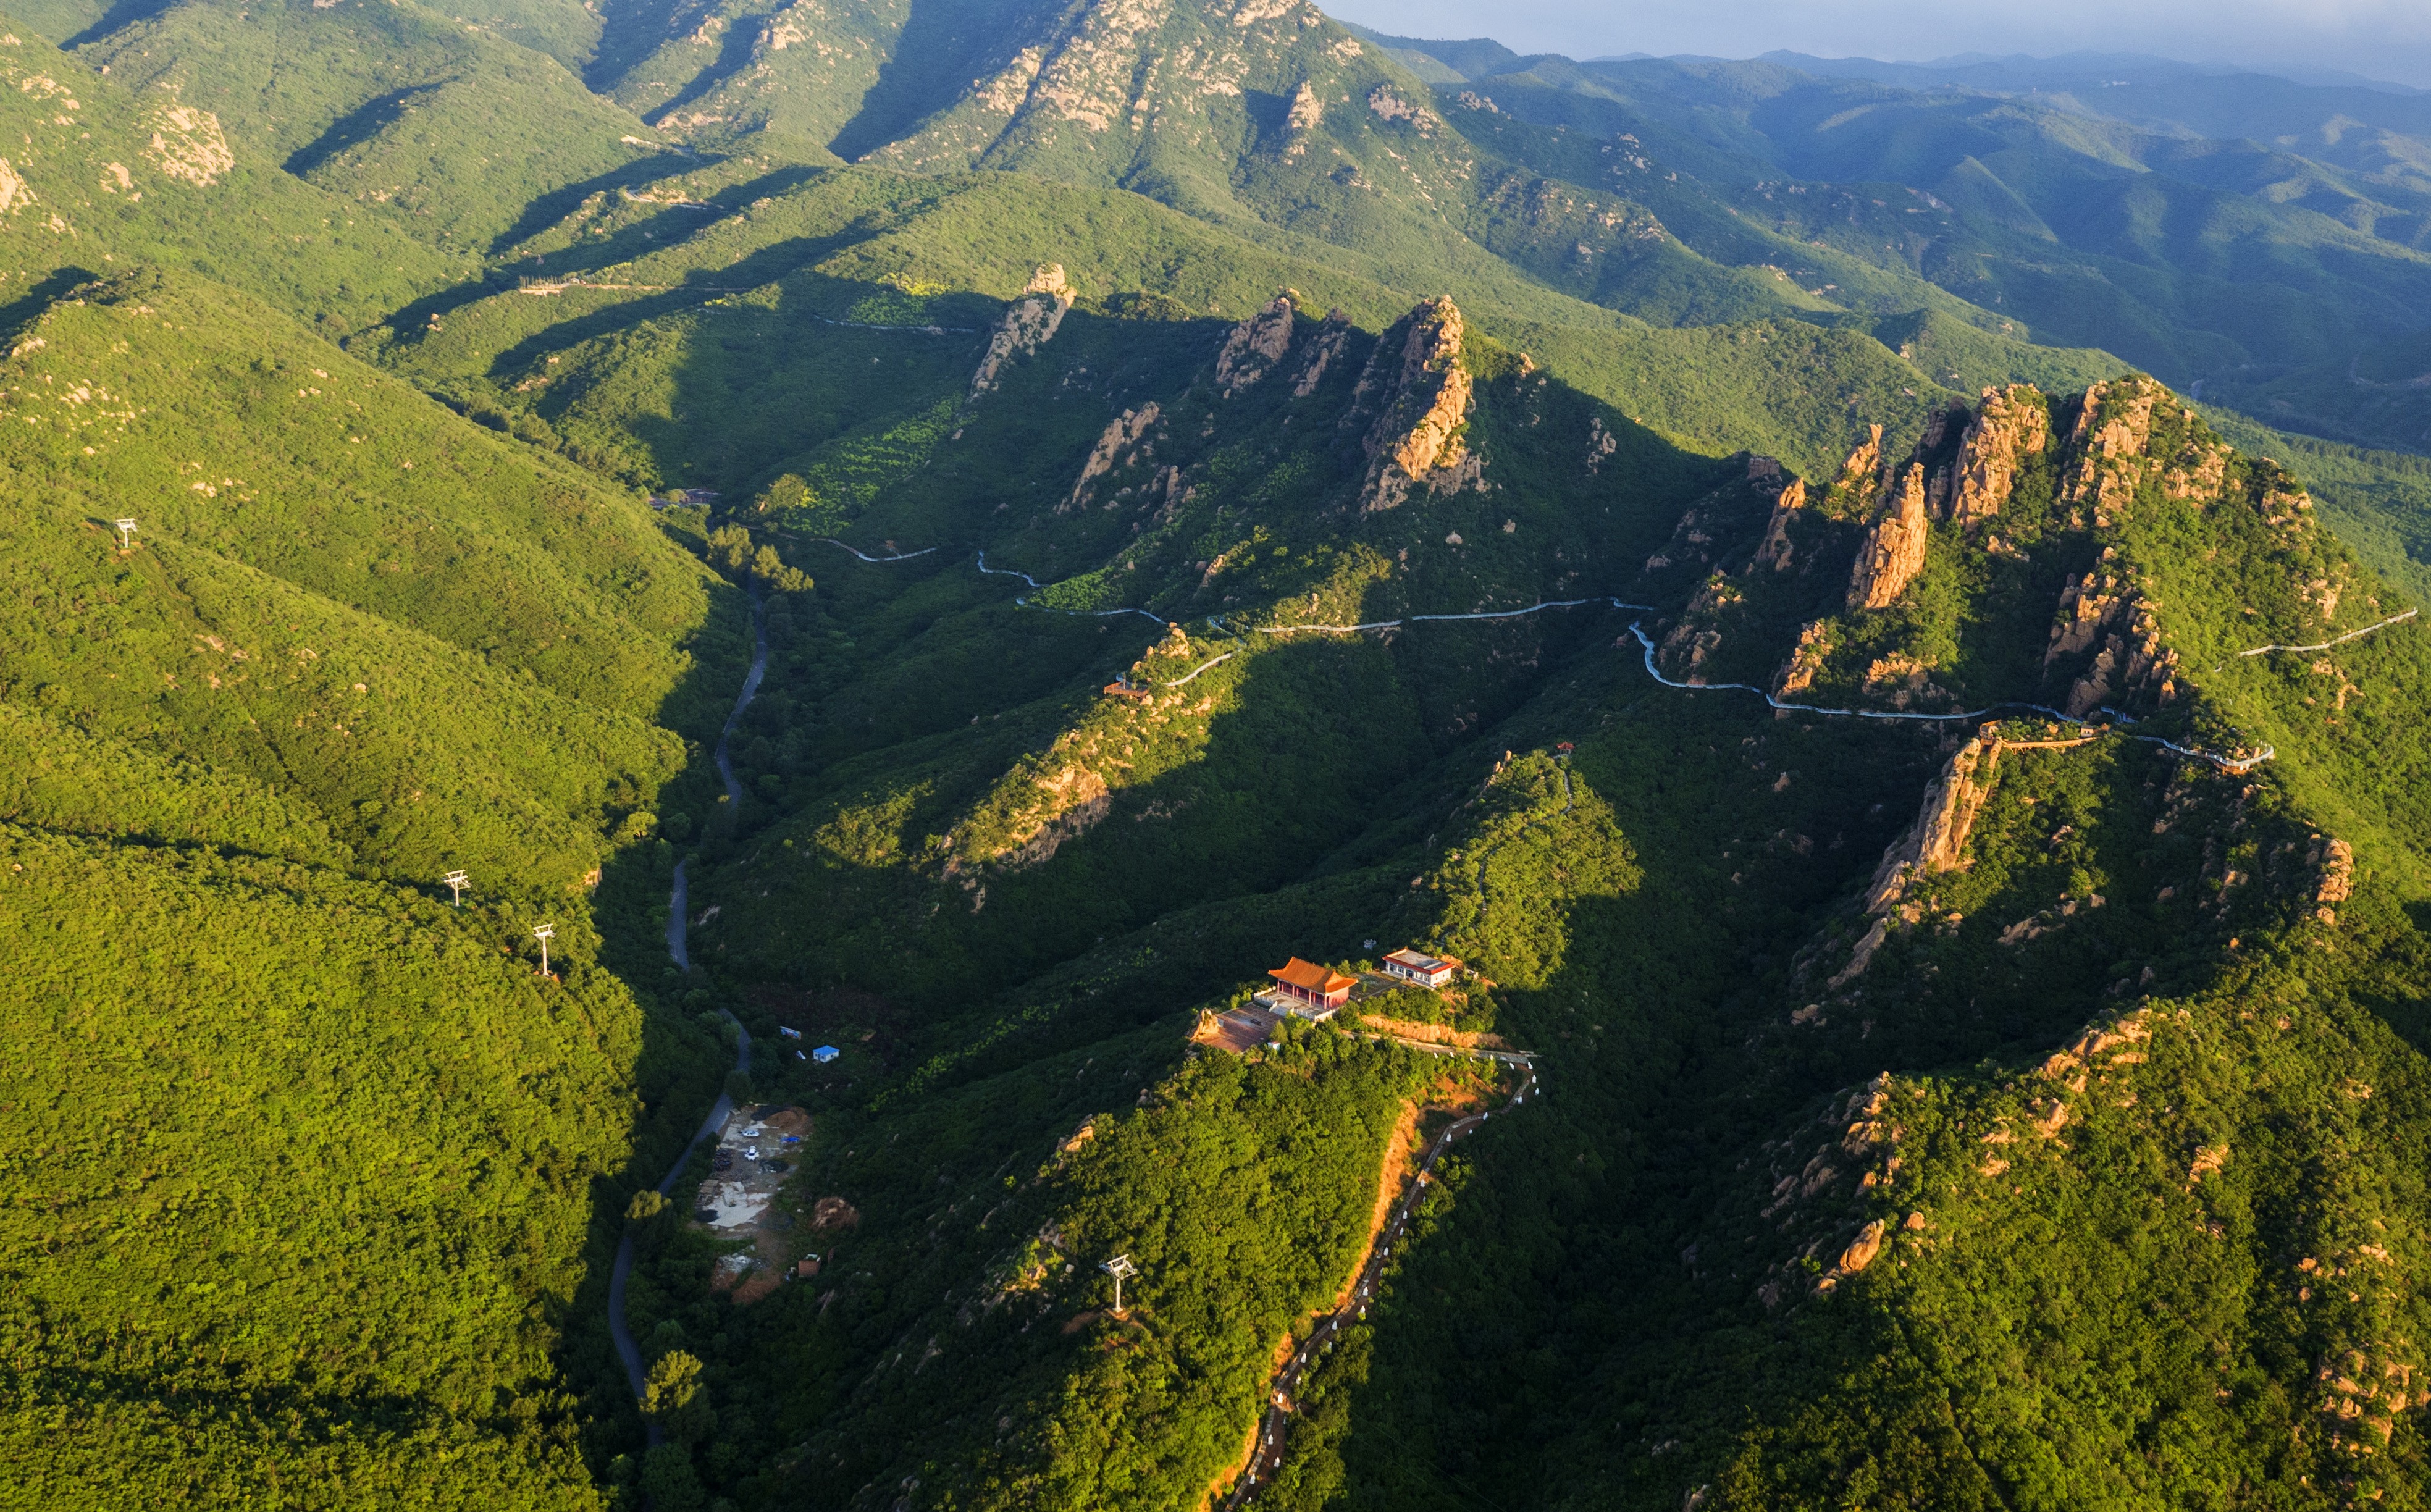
[4,2,2431,1510]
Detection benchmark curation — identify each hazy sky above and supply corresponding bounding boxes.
[1321,0,2431,88]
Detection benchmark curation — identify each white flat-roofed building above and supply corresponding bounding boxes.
[1380,947,1461,991]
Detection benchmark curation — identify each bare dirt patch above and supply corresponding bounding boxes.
[1194,1005,1280,1054]
[808,1195,862,1231]
[1356,1014,1509,1051]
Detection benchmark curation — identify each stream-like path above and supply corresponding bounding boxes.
[607,595,767,1434]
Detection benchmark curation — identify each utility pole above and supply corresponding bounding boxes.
[533,923,555,978]
[1101,1254,1138,1317]
[114,518,138,550]
[442,870,469,907]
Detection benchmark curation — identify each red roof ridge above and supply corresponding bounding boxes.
[1269,956,1354,994]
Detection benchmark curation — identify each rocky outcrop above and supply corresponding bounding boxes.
[1834,1219,1887,1276]
[1859,653,1949,712]
[995,765,1111,870]
[1356,297,1476,512]
[1657,578,1741,682]
[1750,477,1806,571]
[2311,835,2354,924]
[969,264,1073,397]
[1366,85,1436,132]
[1864,736,1999,914]
[1291,308,1350,397]
[1065,403,1160,510]
[1947,385,2049,524]
[2044,558,2177,716]
[1587,416,1618,475]
[1773,621,1829,699]
[2062,377,2164,521]
[1847,462,1931,610]
[144,103,233,187]
[1215,293,1296,394]
[1823,425,1884,516]
[1283,80,1322,156]
[0,158,35,216]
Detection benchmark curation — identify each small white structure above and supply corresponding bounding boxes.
[812,1044,841,1064]
[1381,947,1461,990]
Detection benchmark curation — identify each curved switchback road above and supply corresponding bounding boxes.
[806,534,2374,773]
[607,594,766,1438]
[1225,1055,1540,1508]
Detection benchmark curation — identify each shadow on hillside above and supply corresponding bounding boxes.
[552,561,755,1460]
[825,0,1022,163]
[0,265,101,339]
[1302,688,2356,1498]
[61,0,170,48]
[373,166,843,339]
[534,279,1824,1488]
[284,85,443,180]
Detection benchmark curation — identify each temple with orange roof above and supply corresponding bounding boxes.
[1266,957,1355,1018]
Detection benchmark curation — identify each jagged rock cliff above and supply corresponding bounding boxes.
[1065,403,1162,510]
[1750,476,1807,571]
[1863,735,2002,915]
[970,263,1073,397]
[2045,556,2178,716]
[1847,461,1931,610]
[1355,296,1477,512]
[1948,384,2051,524]
[1291,306,1350,397]
[1215,292,1297,394]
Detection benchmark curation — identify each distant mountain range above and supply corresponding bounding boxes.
[4,3,2431,1510]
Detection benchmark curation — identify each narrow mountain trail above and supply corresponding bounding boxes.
[607,595,766,1438]
[1223,1054,1539,1509]
[798,538,2417,771]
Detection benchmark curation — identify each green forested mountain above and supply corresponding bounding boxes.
[7,1,2431,1509]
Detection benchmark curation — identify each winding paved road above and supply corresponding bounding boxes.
[607,594,766,1435]
[1225,1055,1540,1507]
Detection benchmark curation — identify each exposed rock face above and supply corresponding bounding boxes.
[144,103,233,187]
[1828,916,1890,988]
[2045,561,2177,716]
[2311,835,2354,923]
[1750,477,1807,571]
[969,264,1074,397]
[1847,462,1931,610]
[1291,308,1350,397]
[1860,653,1948,711]
[997,765,1112,870]
[1773,621,1829,699]
[1065,403,1160,510]
[1948,385,2049,524]
[1835,1219,1887,1275]
[1282,80,1322,156]
[1586,416,1618,474]
[0,158,35,216]
[2163,429,2231,501]
[1366,85,1435,130]
[2063,377,2164,521]
[1357,297,1476,512]
[1215,293,1296,394]
[1658,578,1741,682]
[1865,736,1999,914]
[1825,425,1884,516]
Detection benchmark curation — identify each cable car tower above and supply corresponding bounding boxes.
[1101,1254,1138,1317]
